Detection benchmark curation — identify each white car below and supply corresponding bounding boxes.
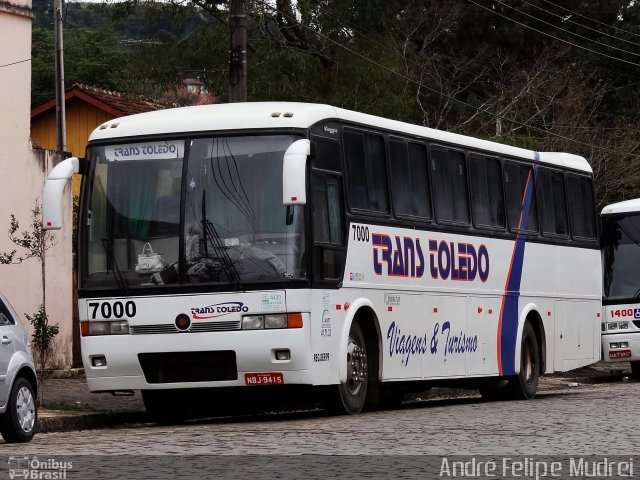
[0,293,37,443]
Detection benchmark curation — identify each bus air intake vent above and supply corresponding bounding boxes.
[138,351,237,383]
[129,320,241,335]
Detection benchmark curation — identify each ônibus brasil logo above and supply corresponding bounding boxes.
[190,302,249,320]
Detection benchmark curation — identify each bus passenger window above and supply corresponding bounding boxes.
[567,174,597,240]
[390,139,430,220]
[536,168,567,237]
[504,162,538,232]
[344,130,388,214]
[430,146,469,225]
[469,154,504,229]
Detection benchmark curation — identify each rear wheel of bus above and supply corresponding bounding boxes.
[507,322,540,399]
[326,322,368,414]
[480,321,539,401]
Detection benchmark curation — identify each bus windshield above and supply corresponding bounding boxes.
[82,134,306,290]
[602,214,640,302]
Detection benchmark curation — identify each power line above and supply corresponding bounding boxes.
[490,0,640,60]
[0,58,31,69]
[520,0,640,48]
[541,0,640,39]
[295,0,631,124]
[467,0,640,68]
[256,0,640,158]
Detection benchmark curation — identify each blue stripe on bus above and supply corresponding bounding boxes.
[498,154,539,376]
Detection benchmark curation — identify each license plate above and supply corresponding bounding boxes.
[609,350,632,359]
[244,372,284,386]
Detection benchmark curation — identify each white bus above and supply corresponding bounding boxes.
[43,102,602,422]
[601,199,640,379]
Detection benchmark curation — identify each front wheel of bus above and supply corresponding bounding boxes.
[630,361,640,380]
[142,390,187,425]
[327,322,368,415]
[508,322,540,400]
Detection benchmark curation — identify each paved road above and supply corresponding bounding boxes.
[1,382,638,479]
[5,382,640,455]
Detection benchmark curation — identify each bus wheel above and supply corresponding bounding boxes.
[631,361,640,380]
[327,323,368,414]
[508,322,540,400]
[142,390,187,425]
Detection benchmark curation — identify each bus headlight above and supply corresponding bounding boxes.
[606,321,631,331]
[242,313,303,329]
[81,320,130,336]
[265,314,287,329]
[242,315,265,330]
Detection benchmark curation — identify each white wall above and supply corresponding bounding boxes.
[0,0,74,368]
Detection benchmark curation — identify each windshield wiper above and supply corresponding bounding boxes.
[201,190,242,290]
[101,238,128,294]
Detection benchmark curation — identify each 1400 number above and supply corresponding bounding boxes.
[610,308,639,319]
[88,301,137,320]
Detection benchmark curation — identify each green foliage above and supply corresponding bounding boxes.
[0,204,55,266]
[28,0,640,207]
[0,202,57,400]
[25,305,59,359]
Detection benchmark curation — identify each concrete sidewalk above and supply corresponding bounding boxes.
[37,375,147,433]
[33,361,637,434]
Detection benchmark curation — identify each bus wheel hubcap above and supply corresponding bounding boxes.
[346,337,367,396]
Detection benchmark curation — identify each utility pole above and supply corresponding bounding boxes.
[53,0,66,152]
[229,0,247,102]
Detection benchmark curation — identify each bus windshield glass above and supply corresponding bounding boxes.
[602,213,640,302]
[82,134,306,290]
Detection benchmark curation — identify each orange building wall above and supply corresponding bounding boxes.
[31,99,116,194]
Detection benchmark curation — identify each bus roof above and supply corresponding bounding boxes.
[601,198,640,216]
[89,102,592,173]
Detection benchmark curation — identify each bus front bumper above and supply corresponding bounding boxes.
[601,332,640,363]
[81,325,316,392]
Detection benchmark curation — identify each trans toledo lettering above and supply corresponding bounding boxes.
[372,233,489,282]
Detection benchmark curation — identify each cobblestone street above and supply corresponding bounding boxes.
[4,381,639,456]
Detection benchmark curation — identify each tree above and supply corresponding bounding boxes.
[0,203,58,405]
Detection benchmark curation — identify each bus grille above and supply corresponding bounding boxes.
[129,320,241,335]
[138,351,237,383]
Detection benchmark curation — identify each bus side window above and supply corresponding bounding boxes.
[389,139,430,220]
[430,146,469,225]
[469,154,504,229]
[504,162,538,233]
[566,174,597,240]
[536,168,568,237]
[312,173,344,280]
[312,137,341,171]
[343,129,389,214]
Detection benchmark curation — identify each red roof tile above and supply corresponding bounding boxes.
[31,83,174,120]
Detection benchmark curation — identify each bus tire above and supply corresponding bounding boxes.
[142,390,187,425]
[507,322,540,400]
[630,361,640,380]
[0,377,37,443]
[326,322,368,415]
